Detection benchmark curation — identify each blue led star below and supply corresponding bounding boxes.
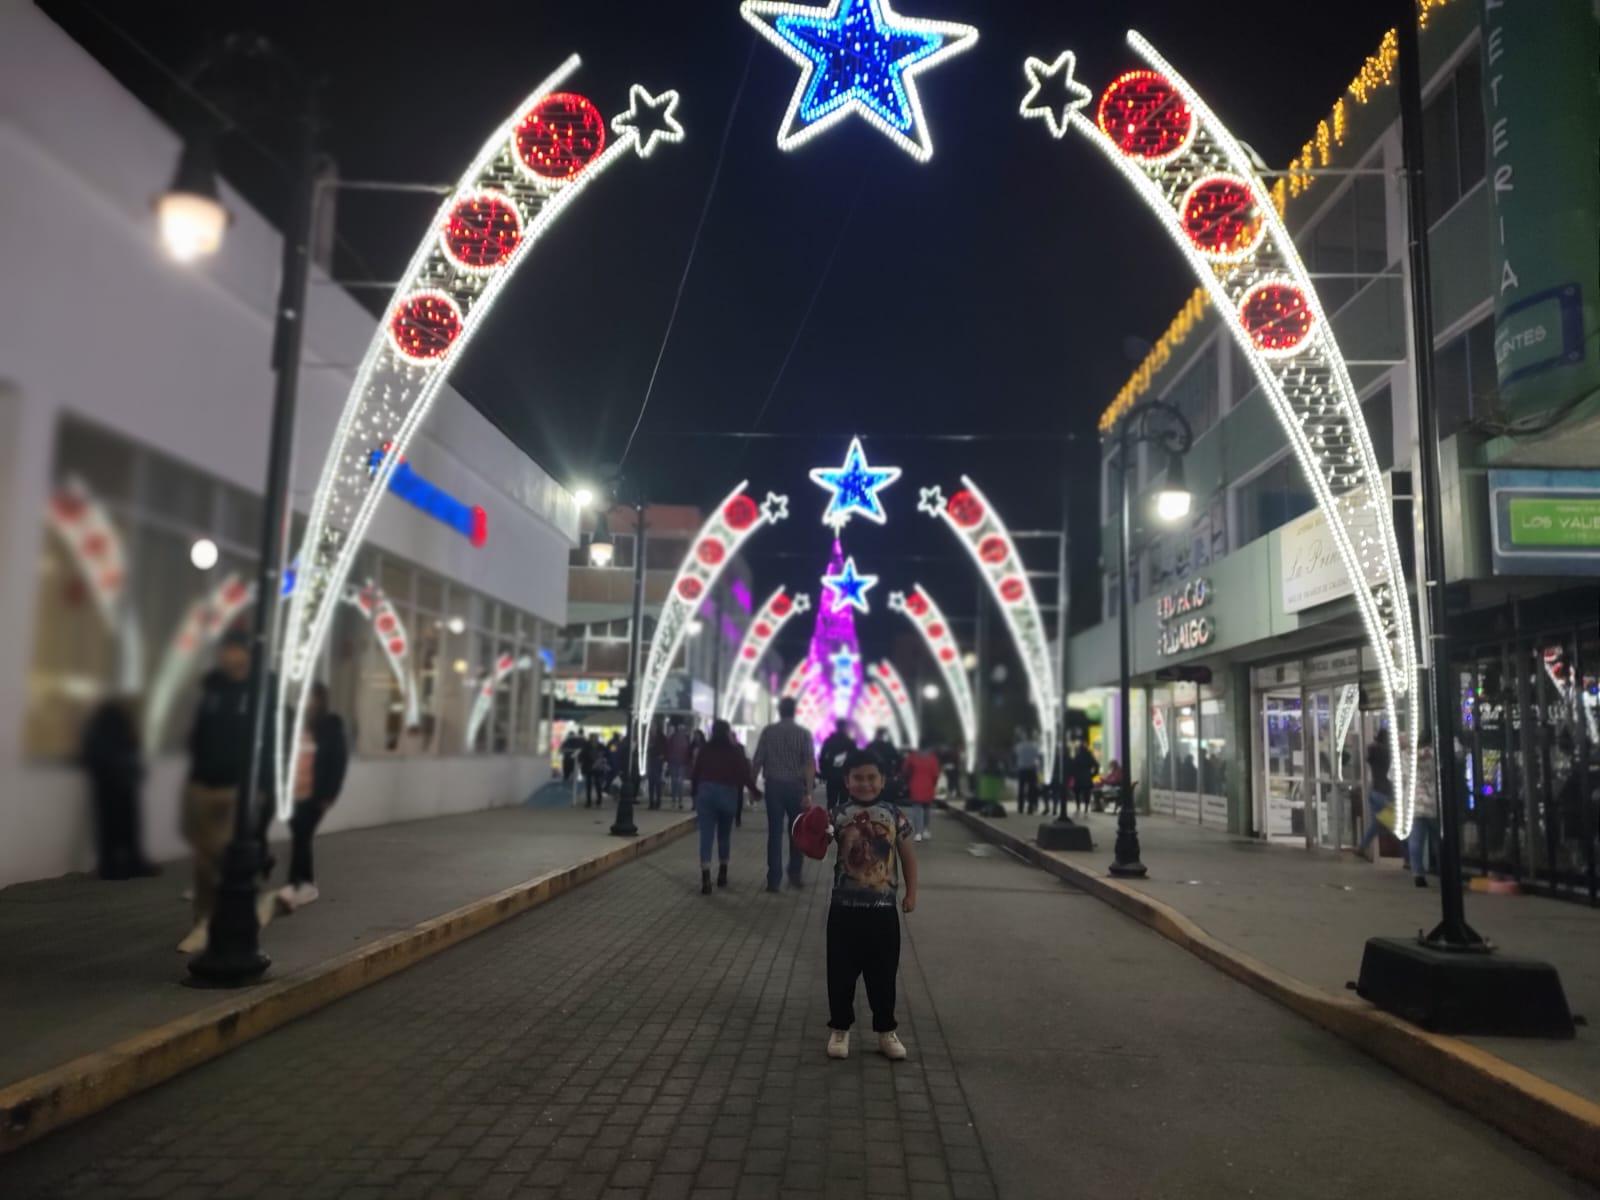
[740,0,979,161]
[809,436,902,529]
[822,556,879,614]
[829,648,860,686]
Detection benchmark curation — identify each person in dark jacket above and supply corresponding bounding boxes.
[81,694,159,879]
[179,630,274,954]
[1358,727,1395,855]
[869,728,903,800]
[276,682,347,912]
[1070,742,1099,817]
[819,722,857,809]
[646,720,667,810]
[579,734,603,807]
[690,720,761,894]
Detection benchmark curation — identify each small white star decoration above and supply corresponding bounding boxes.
[761,492,791,523]
[791,592,813,614]
[917,485,946,518]
[1019,51,1093,139]
[886,590,908,612]
[614,86,685,158]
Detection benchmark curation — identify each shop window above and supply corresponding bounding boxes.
[140,447,214,530]
[415,569,444,616]
[587,641,630,675]
[55,415,134,503]
[645,535,689,571]
[1361,385,1395,474]
[1422,51,1486,226]
[569,531,634,568]
[1435,315,1498,437]
[1234,456,1316,546]
[1228,339,1259,410]
[1298,169,1388,313]
[216,483,261,550]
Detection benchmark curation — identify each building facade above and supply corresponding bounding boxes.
[1071,0,1599,901]
[0,6,579,886]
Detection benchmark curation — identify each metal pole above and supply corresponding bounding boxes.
[188,84,318,986]
[1110,420,1146,876]
[1396,9,1483,948]
[611,496,644,836]
[1055,467,1072,822]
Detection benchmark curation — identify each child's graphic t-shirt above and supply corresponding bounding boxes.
[829,799,913,909]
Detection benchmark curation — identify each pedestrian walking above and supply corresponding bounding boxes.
[179,630,274,954]
[1070,741,1099,816]
[824,748,918,1062]
[80,693,159,880]
[939,746,962,801]
[752,697,815,893]
[276,682,348,912]
[690,719,759,895]
[646,720,666,810]
[819,721,855,808]
[665,721,692,808]
[869,728,902,799]
[1014,731,1042,815]
[1358,727,1394,855]
[605,734,624,799]
[560,730,584,784]
[580,734,604,808]
[901,741,940,842]
[1409,732,1441,887]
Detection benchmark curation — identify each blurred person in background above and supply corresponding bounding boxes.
[819,721,856,809]
[646,718,667,810]
[900,740,941,842]
[179,630,273,954]
[276,682,347,912]
[80,693,159,880]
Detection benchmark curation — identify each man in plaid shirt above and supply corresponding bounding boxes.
[752,697,817,893]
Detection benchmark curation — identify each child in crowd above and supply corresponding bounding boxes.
[824,747,919,1061]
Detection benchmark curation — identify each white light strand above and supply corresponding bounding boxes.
[465,651,534,751]
[925,476,1060,782]
[718,587,811,722]
[1027,32,1419,836]
[635,483,788,767]
[276,57,682,797]
[870,658,920,748]
[888,585,977,772]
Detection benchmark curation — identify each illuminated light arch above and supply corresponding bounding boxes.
[719,588,811,722]
[637,483,790,765]
[888,585,976,772]
[277,57,683,817]
[922,477,1058,782]
[781,656,819,700]
[144,572,254,757]
[871,659,920,748]
[1020,33,1418,835]
[860,681,899,744]
[346,581,421,730]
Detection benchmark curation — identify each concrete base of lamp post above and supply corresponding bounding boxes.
[1355,937,1574,1038]
[1036,819,1093,852]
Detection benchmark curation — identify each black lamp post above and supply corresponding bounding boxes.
[1110,398,1194,879]
[163,36,319,988]
[587,483,644,838]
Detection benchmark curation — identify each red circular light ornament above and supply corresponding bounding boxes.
[999,577,1026,604]
[1096,70,1193,161]
[1239,281,1315,355]
[742,646,758,660]
[977,534,1008,565]
[754,621,773,638]
[696,538,726,566]
[514,93,606,183]
[947,490,985,528]
[938,647,956,663]
[442,192,522,271]
[1180,175,1262,260]
[677,577,703,602]
[388,638,406,655]
[771,594,793,617]
[905,592,928,617]
[377,615,396,634]
[389,291,463,362]
[927,622,946,639]
[723,494,759,531]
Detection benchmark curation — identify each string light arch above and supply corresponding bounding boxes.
[888,585,977,772]
[719,587,811,722]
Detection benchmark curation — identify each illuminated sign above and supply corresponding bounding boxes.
[1156,576,1213,656]
[369,447,487,547]
[552,677,627,707]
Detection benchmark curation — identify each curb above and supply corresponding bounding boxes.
[0,816,695,1156]
[938,802,1600,1187]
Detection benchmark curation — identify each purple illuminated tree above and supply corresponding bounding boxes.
[805,538,864,739]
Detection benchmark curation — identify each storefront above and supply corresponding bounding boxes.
[1146,680,1231,828]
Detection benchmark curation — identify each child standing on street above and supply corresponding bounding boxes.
[825,748,919,1061]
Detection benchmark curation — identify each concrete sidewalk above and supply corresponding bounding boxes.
[0,793,693,1142]
[948,800,1600,1183]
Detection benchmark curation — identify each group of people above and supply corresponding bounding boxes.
[1359,726,1441,887]
[82,629,350,955]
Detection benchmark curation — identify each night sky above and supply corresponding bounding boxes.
[50,0,1401,709]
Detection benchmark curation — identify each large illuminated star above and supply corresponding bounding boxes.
[810,437,902,529]
[1019,51,1093,139]
[740,0,979,162]
[822,556,879,614]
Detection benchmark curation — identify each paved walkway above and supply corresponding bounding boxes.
[0,789,690,1088]
[1,808,1588,1199]
[982,802,1600,1106]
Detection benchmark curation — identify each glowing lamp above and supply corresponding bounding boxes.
[587,512,615,567]
[1155,453,1192,522]
[156,140,229,263]
[922,683,941,701]
[189,538,219,571]
[573,486,596,509]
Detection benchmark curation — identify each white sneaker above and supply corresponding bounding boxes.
[291,883,320,909]
[827,1030,850,1059]
[177,920,208,954]
[913,832,924,843]
[878,1031,908,1061]
[923,829,932,841]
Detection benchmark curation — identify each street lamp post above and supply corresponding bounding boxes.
[608,489,645,838]
[1110,398,1193,879]
[173,37,318,987]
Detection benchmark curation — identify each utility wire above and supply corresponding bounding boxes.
[617,38,757,472]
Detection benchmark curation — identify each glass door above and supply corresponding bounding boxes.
[1308,684,1362,851]
[1261,689,1306,843]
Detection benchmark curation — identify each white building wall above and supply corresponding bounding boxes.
[0,2,578,886]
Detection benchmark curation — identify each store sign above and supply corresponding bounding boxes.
[1490,469,1600,576]
[1280,505,1353,613]
[553,677,626,707]
[1155,576,1213,657]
